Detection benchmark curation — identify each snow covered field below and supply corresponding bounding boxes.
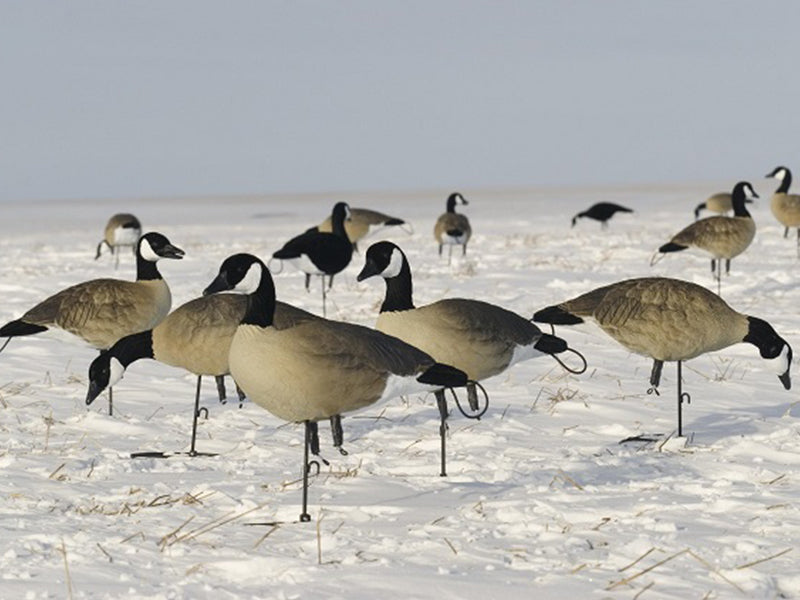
[1,182,799,599]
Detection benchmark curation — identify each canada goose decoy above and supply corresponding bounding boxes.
[203,253,469,522]
[765,166,800,256]
[571,202,633,229]
[85,275,318,458]
[357,241,580,476]
[533,277,792,437]
[95,213,142,269]
[0,232,184,415]
[434,192,471,264]
[313,207,409,251]
[693,192,750,220]
[272,202,353,317]
[652,181,758,295]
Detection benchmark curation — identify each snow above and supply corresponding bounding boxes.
[1,183,799,599]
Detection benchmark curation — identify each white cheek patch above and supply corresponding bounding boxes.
[236,262,263,293]
[383,248,405,279]
[775,168,787,181]
[139,237,161,262]
[108,357,126,388]
[769,344,792,376]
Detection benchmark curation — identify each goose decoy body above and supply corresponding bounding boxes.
[95,213,142,268]
[0,232,184,415]
[571,202,633,228]
[765,166,800,255]
[272,202,353,316]
[533,277,792,437]
[203,253,469,522]
[653,181,757,293]
[85,280,318,457]
[357,241,574,475]
[693,192,746,220]
[313,207,407,251]
[434,192,471,263]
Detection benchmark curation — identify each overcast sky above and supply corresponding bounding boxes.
[1,1,798,203]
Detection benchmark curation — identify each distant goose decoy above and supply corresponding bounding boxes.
[85,269,318,458]
[357,241,579,476]
[434,192,472,264]
[693,192,742,220]
[765,166,800,256]
[652,181,758,294]
[533,277,792,437]
[0,232,184,415]
[314,207,409,251]
[95,213,142,269]
[203,253,469,522]
[272,202,353,316]
[571,202,633,229]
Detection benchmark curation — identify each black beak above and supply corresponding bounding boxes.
[356,260,379,282]
[779,370,791,390]
[86,381,102,405]
[203,272,231,296]
[159,244,185,260]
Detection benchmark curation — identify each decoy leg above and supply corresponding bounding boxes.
[447,245,453,266]
[710,258,716,275]
[114,248,120,270]
[108,385,114,416]
[784,226,789,239]
[189,376,203,456]
[304,273,311,291]
[725,258,731,275]
[328,274,335,290]
[647,359,664,395]
[321,275,327,318]
[676,360,691,437]
[300,421,313,522]
[330,414,348,455]
[467,382,480,412]
[796,228,800,258]
[462,242,467,256]
[438,243,443,257]
[215,375,227,404]
[435,389,449,477]
[235,383,246,408]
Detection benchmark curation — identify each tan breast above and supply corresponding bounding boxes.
[770,193,800,227]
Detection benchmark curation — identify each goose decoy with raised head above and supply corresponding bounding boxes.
[434,192,471,263]
[0,232,184,415]
[571,202,633,229]
[272,202,353,316]
[85,271,318,457]
[652,181,757,294]
[313,207,408,251]
[765,166,800,255]
[357,241,578,476]
[533,277,792,437]
[95,213,142,269]
[203,253,469,522]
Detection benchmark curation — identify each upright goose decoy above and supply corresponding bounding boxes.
[357,241,576,476]
[95,213,142,269]
[765,166,800,255]
[533,277,792,437]
[272,202,353,316]
[0,232,184,415]
[652,181,758,294]
[434,192,471,263]
[85,270,318,458]
[571,202,633,229]
[203,253,469,522]
[314,207,408,251]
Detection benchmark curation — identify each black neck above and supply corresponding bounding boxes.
[110,331,154,367]
[446,195,458,213]
[242,263,276,327]
[744,316,783,359]
[732,188,752,218]
[331,209,349,239]
[136,255,163,281]
[380,261,415,312]
[776,170,792,193]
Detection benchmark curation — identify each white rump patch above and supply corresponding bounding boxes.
[284,255,323,276]
[383,248,405,279]
[112,226,140,246]
[509,343,546,367]
[379,373,431,402]
[108,357,126,388]
[441,232,468,245]
[139,237,161,262]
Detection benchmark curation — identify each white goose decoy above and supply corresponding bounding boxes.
[652,181,758,294]
[533,277,792,437]
[434,192,472,264]
[272,202,353,317]
[203,253,468,522]
[85,274,318,457]
[0,232,184,415]
[357,241,579,475]
[95,213,142,269]
[765,166,800,256]
[314,207,408,251]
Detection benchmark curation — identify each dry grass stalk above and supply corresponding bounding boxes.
[734,547,792,570]
[444,537,458,555]
[253,524,280,549]
[633,581,655,600]
[96,542,113,563]
[606,548,689,590]
[317,512,324,564]
[58,538,74,600]
[618,547,658,572]
[166,503,268,548]
[49,463,67,481]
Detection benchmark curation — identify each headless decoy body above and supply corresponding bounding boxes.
[693,192,742,220]
[357,241,575,476]
[652,181,757,294]
[533,277,792,437]
[434,192,471,264]
[765,166,800,255]
[203,253,469,522]
[95,213,142,269]
[85,282,318,457]
[272,202,353,316]
[314,207,408,251]
[0,232,184,415]
[571,202,633,229]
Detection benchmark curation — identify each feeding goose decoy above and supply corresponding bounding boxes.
[533,277,792,437]
[651,181,757,295]
[313,207,408,251]
[434,192,472,264]
[357,241,581,476]
[765,166,800,256]
[0,232,184,415]
[203,253,469,522]
[271,202,353,317]
[693,192,748,220]
[85,270,318,457]
[571,202,633,229]
[95,213,142,269]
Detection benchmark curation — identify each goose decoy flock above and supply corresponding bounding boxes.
[570,202,633,228]
[434,192,472,263]
[765,165,800,255]
[95,212,142,268]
